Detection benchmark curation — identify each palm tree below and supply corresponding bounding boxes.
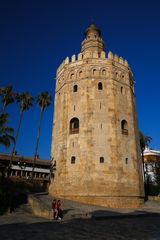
[0,113,15,148]
[9,92,34,169]
[139,131,152,197]
[0,86,14,113]
[32,91,52,178]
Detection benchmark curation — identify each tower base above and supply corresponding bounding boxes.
[50,194,144,208]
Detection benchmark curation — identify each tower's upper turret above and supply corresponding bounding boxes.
[81,23,104,55]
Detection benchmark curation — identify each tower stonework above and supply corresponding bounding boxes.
[49,24,144,208]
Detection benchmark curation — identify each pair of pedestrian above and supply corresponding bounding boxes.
[51,199,63,220]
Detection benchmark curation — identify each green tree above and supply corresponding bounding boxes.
[9,92,34,169]
[32,91,52,178]
[0,86,14,113]
[0,113,15,148]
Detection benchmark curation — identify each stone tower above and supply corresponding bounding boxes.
[49,24,144,208]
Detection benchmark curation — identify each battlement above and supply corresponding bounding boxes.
[56,51,129,75]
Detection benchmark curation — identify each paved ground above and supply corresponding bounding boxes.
[0,196,160,240]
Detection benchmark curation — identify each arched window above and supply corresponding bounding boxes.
[93,69,97,76]
[71,156,76,164]
[73,85,78,92]
[98,82,103,90]
[79,71,82,78]
[70,118,79,134]
[121,120,128,135]
[102,69,106,75]
[70,73,74,79]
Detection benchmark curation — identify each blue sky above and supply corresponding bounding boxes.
[0,0,160,159]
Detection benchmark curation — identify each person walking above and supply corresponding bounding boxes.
[57,199,63,220]
[51,199,58,220]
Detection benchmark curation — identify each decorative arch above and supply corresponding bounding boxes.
[102,69,106,75]
[70,117,79,134]
[121,120,128,135]
[70,72,75,80]
[91,68,99,77]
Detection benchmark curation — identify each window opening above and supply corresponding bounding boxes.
[71,156,76,164]
[73,85,78,92]
[70,118,79,134]
[98,82,103,90]
[100,157,104,163]
[121,120,128,135]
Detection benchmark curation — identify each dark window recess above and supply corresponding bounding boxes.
[73,85,78,92]
[74,105,75,111]
[125,158,128,164]
[98,82,103,90]
[70,118,79,134]
[100,157,104,163]
[121,87,124,94]
[71,156,76,164]
[121,120,128,135]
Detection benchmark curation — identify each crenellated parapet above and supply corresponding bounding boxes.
[108,51,129,67]
[56,50,129,76]
[55,49,134,94]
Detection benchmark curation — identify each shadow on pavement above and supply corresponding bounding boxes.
[0,210,160,240]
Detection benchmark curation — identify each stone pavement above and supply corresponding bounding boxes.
[0,194,160,240]
[33,193,160,220]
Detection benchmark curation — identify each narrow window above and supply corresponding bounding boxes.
[100,157,104,163]
[101,123,102,129]
[73,85,78,92]
[71,156,76,164]
[98,82,103,90]
[70,73,74,79]
[79,71,82,77]
[121,87,124,94]
[102,69,106,75]
[70,118,79,134]
[100,102,101,109]
[121,120,128,135]
[72,142,74,147]
[125,158,128,164]
[74,105,75,111]
[93,69,97,75]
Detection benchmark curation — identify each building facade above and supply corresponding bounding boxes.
[49,24,144,208]
[144,148,160,185]
[0,153,50,180]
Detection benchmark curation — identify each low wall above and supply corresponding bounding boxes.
[28,194,52,219]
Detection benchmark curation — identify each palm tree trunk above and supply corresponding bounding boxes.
[9,110,23,175]
[2,103,6,114]
[32,109,43,179]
